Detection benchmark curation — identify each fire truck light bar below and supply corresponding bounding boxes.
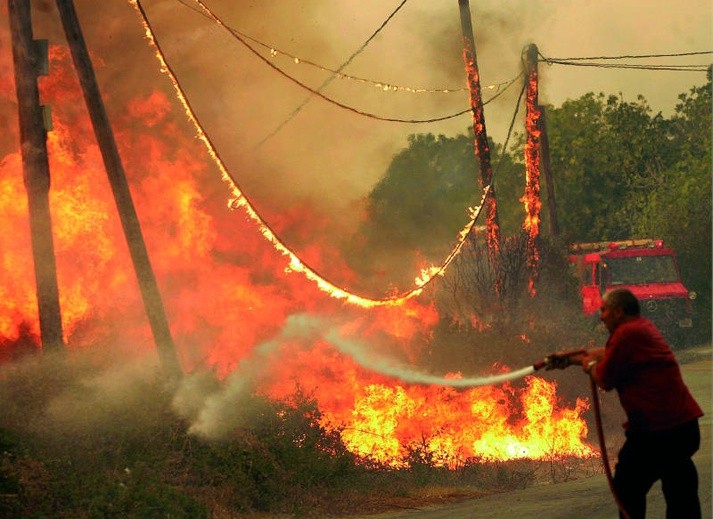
[569,239,664,253]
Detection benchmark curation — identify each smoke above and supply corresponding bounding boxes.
[173,313,323,439]
[14,0,708,278]
[24,0,531,222]
[17,0,710,229]
[0,347,173,442]
[174,312,537,440]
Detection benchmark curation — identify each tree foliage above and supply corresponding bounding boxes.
[544,92,673,241]
[630,73,712,329]
[347,131,525,290]
[352,74,711,334]
[544,73,711,330]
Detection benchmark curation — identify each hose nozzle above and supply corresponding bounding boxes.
[535,349,587,371]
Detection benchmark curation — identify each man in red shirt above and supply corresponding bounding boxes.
[579,288,703,519]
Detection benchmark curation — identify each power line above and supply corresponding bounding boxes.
[539,50,712,72]
[541,60,710,72]
[254,0,411,148]
[541,50,713,61]
[176,0,521,126]
[174,0,476,94]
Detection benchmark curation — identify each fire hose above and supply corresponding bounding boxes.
[538,350,631,519]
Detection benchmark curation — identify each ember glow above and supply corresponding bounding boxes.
[522,68,542,296]
[1,38,595,467]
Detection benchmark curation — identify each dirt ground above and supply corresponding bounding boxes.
[350,345,713,519]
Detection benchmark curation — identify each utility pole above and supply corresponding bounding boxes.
[9,0,65,351]
[54,0,181,377]
[525,44,559,237]
[539,116,560,237]
[457,0,500,260]
[523,43,543,295]
[539,110,559,236]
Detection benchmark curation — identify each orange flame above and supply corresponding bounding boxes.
[262,339,594,468]
[522,69,542,296]
[461,42,500,258]
[0,38,594,466]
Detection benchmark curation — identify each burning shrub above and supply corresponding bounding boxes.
[431,233,600,369]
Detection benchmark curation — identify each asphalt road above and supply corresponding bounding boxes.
[354,345,712,519]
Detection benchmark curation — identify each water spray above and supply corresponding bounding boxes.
[328,331,629,516]
[180,314,627,516]
[326,328,540,387]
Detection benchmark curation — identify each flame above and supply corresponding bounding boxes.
[129,0,491,309]
[1,36,595,466]
[461,41,500,258]
[262,339,594,468]
[522,69,542,296]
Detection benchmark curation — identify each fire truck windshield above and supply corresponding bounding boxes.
[606,255,680,285]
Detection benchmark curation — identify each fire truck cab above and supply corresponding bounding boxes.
[568,239,695,344]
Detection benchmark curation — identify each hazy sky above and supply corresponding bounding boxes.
[20,0,713,227]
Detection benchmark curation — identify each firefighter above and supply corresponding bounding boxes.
[578,288,703,519]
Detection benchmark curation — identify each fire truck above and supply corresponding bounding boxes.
[568,239,695,344]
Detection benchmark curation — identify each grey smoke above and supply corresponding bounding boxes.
[175,312,534,440]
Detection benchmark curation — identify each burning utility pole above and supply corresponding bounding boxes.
[523,43,543,295]
[525,45,559,239]
[9,0,65,351]
[457,0,500,260]
[54,0,182,377]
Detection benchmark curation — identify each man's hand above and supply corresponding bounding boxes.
[544,350,585,370]
[579,347,605,375]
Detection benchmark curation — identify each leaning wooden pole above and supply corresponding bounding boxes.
[54,0,181,376]
[9,0,65,351]
[458,0,500,259]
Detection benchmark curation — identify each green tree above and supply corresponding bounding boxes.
[632,72,712,336]
[347,79,711,341]
[347,131,525,290]
[537,77,711,339]
[544,92,672,241]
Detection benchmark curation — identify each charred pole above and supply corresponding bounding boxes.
[9,0,65,351]
[458,0,500,259]
[523,43,543,295]
[54,0,181,377]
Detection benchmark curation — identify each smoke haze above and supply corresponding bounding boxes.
[18,0,711,233]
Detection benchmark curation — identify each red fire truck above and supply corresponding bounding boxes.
[568,239,695,345]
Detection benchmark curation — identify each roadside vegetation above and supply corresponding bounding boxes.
[0,376,602,518]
